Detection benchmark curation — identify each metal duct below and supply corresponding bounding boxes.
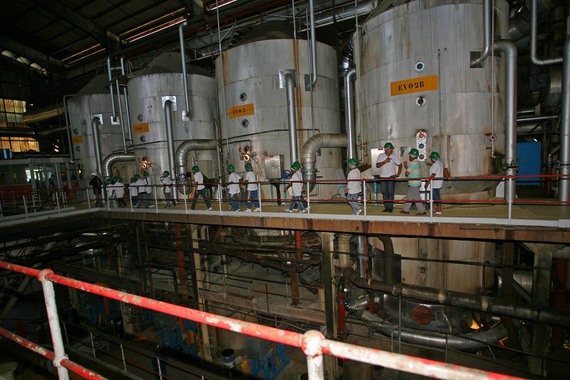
[91,117,103,176]
[284,71,299,163]
[301,133,347,187]
[343,267,570,327]
[175,139,217,189]
[308,0,317,90]
[102,152,135,179]
[494,40,518,203]
[356,310,508,351]
[344,68,356,160]
[530,0,564,66]
[559,37,570,202]
[508,5,531,41]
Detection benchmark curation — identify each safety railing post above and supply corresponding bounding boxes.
[429,184,433,222]
[507,176,513,225]
[23,195,29,220]
[183,185,188,212]
[218,183,222,211]
[120,344,127,371]
[87,189,91,209]
[257,181,262,212]
[90,332,96,358]
[38,269,70,380]
[129,193,133,212]
[55,191,61,213]
[362,179,367,216]
[303,331,325,380]
[306,182,311,214]
[154,189,158,212]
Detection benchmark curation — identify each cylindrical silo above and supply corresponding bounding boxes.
[128,53,218,192]
[216,36,342,199]
[359,0,509,294]
[67,75,127,194]
[358,0,509,196]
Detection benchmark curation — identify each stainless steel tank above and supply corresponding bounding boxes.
[215,38,342,199]
[67,75,126,191]
[128,53,218,190]
[360,0,509,294]
[359,0,509,196]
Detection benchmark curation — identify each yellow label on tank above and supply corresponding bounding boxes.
[133,123,150,134]
[390,75,439,96]
[228,103,254,119]
[72,136,83,145]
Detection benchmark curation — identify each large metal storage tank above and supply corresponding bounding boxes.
[359,0,509,195]
[68,75,126,194]
[215,36,342,199]
[128,53,218,192]
[358,0,509,293]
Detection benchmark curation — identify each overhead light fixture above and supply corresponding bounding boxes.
[206,0,239,12]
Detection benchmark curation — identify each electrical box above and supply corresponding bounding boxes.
[264,155,284,179]
[517,142,541,186]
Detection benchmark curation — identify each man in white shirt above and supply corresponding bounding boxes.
[227,164,241,211]
[191,165,212,210]
[426,151,444,215]
[284,161,307,213]
[114,177,126,207]
[161,171,174,208]
[242,162,260,212]
[345,158,362,215]
[375,142,402,213]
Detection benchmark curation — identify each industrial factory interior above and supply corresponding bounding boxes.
[1,0,570,379]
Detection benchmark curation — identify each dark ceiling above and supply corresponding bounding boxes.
[0,0,361,115]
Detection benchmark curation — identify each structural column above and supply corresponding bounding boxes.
[321,232,338,379]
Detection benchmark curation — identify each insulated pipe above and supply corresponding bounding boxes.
[357,235,366,278]
[107,57,117,122]
[530,0,563,66]
[308,0,317,90]
[301,133,347,189]
[179,21,191,120]
[102,152,135,179]
[343,267,570,327]
[494,40,518,203]
[559,37,570,202]
[175,139,217,191]
[357,310,508,351]
[344,68,356,159]
[284,71,299,163]
[164,100,176,196]
[337,234,352,268]
[91,117,103,177]
[120,57,133,143]
[470,0,492,67]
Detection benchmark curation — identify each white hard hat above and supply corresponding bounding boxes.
[90,171,97,176]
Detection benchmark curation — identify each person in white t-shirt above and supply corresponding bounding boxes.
[226,164,241,211]
[191,165,212,210]
[129,176,139,206]
[426,151,444,215]
[375,142,402,213]
[284,161,307,213]
[161,171,174,208]
[345,158,362,215]
[242,162,260,212]
[114,177,126,207]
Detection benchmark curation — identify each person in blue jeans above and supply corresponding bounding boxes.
[227,164,241,211]
[191,165,212,210]
[284,161,307,213]
[242,162,260,212]
[401,148,426,215]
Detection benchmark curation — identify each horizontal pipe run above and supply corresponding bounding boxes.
[0,260,526,380]
[0,327,107,380]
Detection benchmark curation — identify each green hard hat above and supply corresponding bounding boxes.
[291,161,301,171]
[105,176,113,184]
[116,177,122,183]
[429,151,440,160]
[192,165,199,172]
[384,142,394,149]
[134,174,140,180]
[245,162,253,170]
[409,148,419,157]
[143,171,149,177]
[131,177,136,183]
[227,164,235,172]
[348,158,357,166]
[163,170,170,176]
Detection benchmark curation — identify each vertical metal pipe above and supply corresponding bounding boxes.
[62,95,74,162]
[357,235,367,278]
[470,0,492,66]
[179,21,191,120]
[39,270,70,380]
[291,231,303,305]
[164,100,178,201]
[175,224,187,287]
[285,72,299,163]
[107,57,117,121]
[91,117,103,177]
[308,0,318,90]
[345,68,356,159]
[494,41,518,203]
[120,57,133,143]
[114,77,127,152]
[559,37,570,201]
[530,0,564,66]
